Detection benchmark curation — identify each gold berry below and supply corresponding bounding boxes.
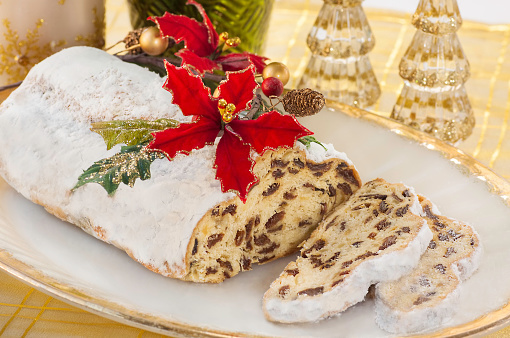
[222,36,241,51]
[219,32,229,44]
[262,62,290,86]
[139,26,169,56]
[226,103,236,114]
[218,98,228,109]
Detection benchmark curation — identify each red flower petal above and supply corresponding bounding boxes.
[246,53,270,74]
[176,50,221,75]
[230,111,313,154]
[150,12,214,57]
[217,52,268,74]
[214,127,258,202]
[186,0,218,51]
[216,67,258,117]
[163,61,218,121]
[147,117,219,158]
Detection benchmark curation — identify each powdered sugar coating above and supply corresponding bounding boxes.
[375,286,461,334]
[0,47,350,277]
[295,141,353,167]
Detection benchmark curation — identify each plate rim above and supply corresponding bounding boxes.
[1,101,509,337]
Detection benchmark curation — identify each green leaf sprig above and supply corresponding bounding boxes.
[298,135,327,150]
[74,118,179,195]
[73,142,165,195]
[91,118,179,150]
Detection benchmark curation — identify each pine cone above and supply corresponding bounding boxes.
[282,88,325,117]
[123,28,144,55]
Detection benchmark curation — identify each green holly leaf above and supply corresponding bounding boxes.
[91,118,179,150]
[73,143,165,195]
[298,135,327,151]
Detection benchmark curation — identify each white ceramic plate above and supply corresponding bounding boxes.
[1,103,510,338]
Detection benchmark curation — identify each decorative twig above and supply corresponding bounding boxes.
[116,54,226,83]
[0,81,22,92]
[0,54,228,93]
[269,96,282,109]
[216,57,250,64]
[104,40,123,52]
[245,94,263,120]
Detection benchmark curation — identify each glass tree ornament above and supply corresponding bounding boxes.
[297,0,380,108]
[391,0,474,143]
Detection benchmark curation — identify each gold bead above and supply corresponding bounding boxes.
[226,37,241,48]
[218,98,228,109]
[218,101,236,123]
[223,112,234,123]
[262,62,290,86]
[222,36,241,51]
[15,55,29,67]
[139,26,169,56]
[219,32,229,44]
[226,103,236,113]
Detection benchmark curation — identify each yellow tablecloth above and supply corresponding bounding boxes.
[1,0,510,336]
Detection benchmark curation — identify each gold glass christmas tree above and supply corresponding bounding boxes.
[391,0,474,143]
[297,0,380,108]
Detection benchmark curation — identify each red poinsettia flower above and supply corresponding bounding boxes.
[146,61,313,202]
[149,0,268,75]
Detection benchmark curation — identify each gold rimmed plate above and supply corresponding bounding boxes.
[0,102,510,337]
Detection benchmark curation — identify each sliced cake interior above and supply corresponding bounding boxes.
[374,196,482,334]
[184,143,362,283]
[263,178,432,323]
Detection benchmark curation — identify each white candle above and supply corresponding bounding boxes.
[0,0,105,86]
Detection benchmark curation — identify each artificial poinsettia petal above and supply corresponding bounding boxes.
[217,52,268,74]
[230,111,313,154]
[186,0,219,51]
[150,12,214,57]
[216,67,258,117]
[147,118,219,159]
[214,127,258,202]
[176,50,221,75]
[163,60,219,121]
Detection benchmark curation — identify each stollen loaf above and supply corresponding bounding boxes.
[0,47,362,283]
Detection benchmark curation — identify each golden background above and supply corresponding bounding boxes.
[1,0,510,336]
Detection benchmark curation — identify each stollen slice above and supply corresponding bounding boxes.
[374,196,482,334]
[263,178,433,323]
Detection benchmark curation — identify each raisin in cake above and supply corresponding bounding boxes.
[0,46,361,283]
[263,178,433,323]
[374,196,482,334]
[186,146,361,282]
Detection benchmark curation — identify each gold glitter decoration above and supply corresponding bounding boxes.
[58,0,66,5]
[97,150,157,187]
[74,144,165,194]
[412,0,462,35]
[75,6,105,49]
[91,118,179,150]
[326,0,362,7]
[391,0,474,144]
[0,18,66,84]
